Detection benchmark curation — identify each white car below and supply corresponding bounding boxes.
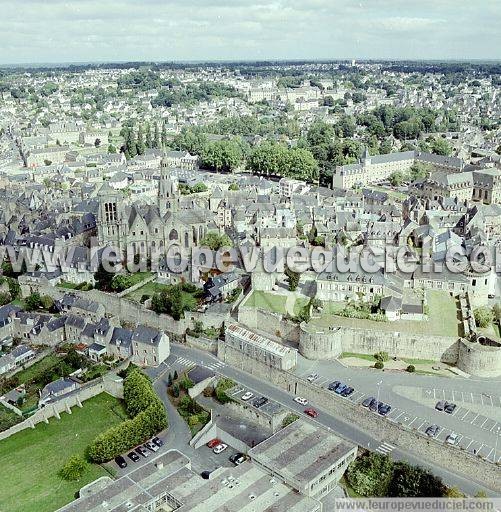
[241,391,254,401]
[294,397,308,406]
[213,443,228,454]
[307,373,318,382]
[446,432,459,445]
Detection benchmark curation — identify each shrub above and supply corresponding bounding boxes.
[179,375,194,390]
[347,453,394,496]
[474,307,494,328]
[87,370,167,463]
[214,377,235,404]
[282,413,299,428]
[374,361,384,370]
[374,351,389,362]
[59,455,89,481]
[406,364,416,373]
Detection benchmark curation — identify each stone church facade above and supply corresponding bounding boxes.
[97,156,210,257]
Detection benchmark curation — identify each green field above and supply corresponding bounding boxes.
[314,291,459,338]
[245,291,287,313]
[125,280,169,302]
[0,393,127,512]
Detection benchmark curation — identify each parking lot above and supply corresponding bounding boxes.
[423,387,501,408]
[297,373,501,464]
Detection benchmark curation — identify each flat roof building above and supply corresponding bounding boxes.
[57,450,321,512]
[249,419,357,500]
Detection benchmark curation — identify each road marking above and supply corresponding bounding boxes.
[375,442,395,455]
[470,413,479,424]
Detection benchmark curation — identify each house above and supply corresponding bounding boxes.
[131,325,170,367]
[203,272,241,302]
[39,377,79,406]
[88,342,107,362]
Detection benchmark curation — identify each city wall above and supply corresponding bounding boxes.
[0,375,123,442]
[220,346,501,493]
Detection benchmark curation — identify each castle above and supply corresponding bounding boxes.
[97,155,210,256]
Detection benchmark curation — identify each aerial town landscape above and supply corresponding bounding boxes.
[0,2,500,512]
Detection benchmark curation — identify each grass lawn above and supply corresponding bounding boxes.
[315,291,458,338]
[15,354,61,385]
[245,291,287,314]
[293,297,309,316]
[57,281,80,290]
[125,280,169,302]
[340,352,376,362]
[0,393,127,512]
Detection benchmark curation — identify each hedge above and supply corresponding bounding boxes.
[87,370,167,463]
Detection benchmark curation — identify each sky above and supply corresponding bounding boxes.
[0,0,499,65]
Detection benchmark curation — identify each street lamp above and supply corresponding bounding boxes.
[376,380,382,406]
[494,426,500,464]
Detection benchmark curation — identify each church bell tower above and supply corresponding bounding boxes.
[158,156,179,216]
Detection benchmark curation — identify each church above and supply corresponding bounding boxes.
[97,155,210,257]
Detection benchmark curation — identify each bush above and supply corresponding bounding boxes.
[374,361,384,370]
[374,351,389,362]
[406,364,415,373]
[347,453,394,496]
[58,455,89,481]
[179,375,194,391]
[282,413,299,428]
[474,307,494,328]
[214,377,235,404]
[87,370,167,463]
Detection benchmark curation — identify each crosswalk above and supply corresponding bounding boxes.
[174,356,225,373]
[375,442,396,455]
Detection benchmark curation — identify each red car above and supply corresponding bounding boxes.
[304,408,318,418]
[207,438,221,448]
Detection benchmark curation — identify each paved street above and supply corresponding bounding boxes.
[164,343,500,496]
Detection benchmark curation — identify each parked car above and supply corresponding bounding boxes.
[369,399,380,412]
[341,386,354,397]
[136,446,149,458]
[207,438,221,448]
[229,453,246,465]
[446,432,459,445]
[241,391,254,401]
[304,408,318,418]
[335,384,347,395]
[127,451,140,462]
[213,443,228,454]
[114,455,127,469]
[201,470,212,479]
[294,396,308,406]
[444,402,456,414]
[328,381,341,391]
[152,436,163,447]
[378,403,391,416]
[145,441,159,452]
[435,400,446,411]
[362,396,376,407]
[307,373,318,382]
[425,425,440,437]
[252,396,268,408]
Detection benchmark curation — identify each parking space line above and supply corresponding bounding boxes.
[470,413,479,424]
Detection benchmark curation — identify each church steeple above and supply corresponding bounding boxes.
[158,155,179,216]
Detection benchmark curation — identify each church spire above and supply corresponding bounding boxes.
[158,154,179,216]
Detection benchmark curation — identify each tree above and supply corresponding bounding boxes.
[25,292,42,311]
[40,295,54,311]
[179,375,194,390]
[108,144,116,153]
[285,266,300,292]
[145,122,152,149]
[408,162,431,181]
[287,147,319,181]
[389,171,405,186]
[0,291,11,306]
[136,125,146,156]
[153,123,160,149]
[374,351,389,363]
[200,232,232,250]
[59,455,89,481]
[430,137,452,156]
[474,307,494,328]
[346,453,394,497]
[161,123,168,149]
[201,139,244,173]
[94,263,115,291]
[228,182,239,191]
[374,361,384,369]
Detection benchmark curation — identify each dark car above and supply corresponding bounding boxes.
[435,400,446,411]
[444,402,456,414]
[201,470,212,480]
[378,403,391,416]
[426,424,440,437]
[152,436,164,447]
[128,451,140,462]
[252,396,268,408]
[114,455,127,469]
[362,396,376,407]
[328,381,341,391]
[229,453,246,465]
[369,399,380,412]
[341,386,354,397]
[136,446,149,458]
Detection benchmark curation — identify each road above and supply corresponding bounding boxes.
[163,343,500,496]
